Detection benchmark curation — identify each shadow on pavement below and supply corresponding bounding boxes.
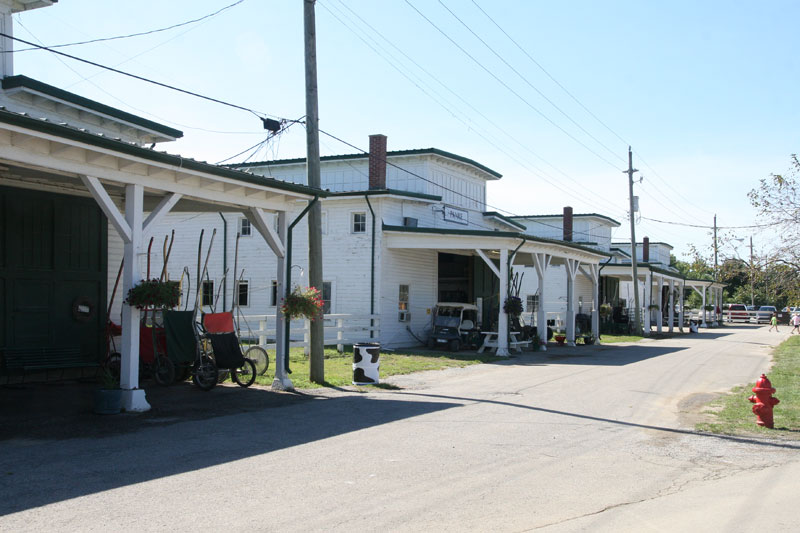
[510,344,689,366]
[395,390,800,451]
[0,384,460,516]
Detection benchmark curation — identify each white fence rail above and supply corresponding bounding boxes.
[235,313,380,353]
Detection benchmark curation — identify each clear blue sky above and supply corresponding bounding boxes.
[12,0,799,261]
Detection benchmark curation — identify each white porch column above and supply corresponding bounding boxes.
[643,274,651,336]
[120,184,149,412]
[272,211,292,390]
[679,281,685,332]
[565,259,579,346]
[656,276,664,334]
[497,248,510,356]
[668,279,675,333]
[533,253,551,351]
[590,265,600,340]
[701,286,707,327]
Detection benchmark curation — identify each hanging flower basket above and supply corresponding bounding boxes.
[648,304,661,311]
[503,296,523,316]
[124,279,180,310]
[599,303,612,318]
[281,285,324,321]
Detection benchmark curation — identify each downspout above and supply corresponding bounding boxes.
[365,195,376,338]
[218,212,227,311]
[284,196,319,373]
[597,255,614,304]
[506,237,526,338]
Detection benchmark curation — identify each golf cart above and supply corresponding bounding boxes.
[427,302,482,351]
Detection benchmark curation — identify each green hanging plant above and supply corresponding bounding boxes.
[124,279,180,310]
[281,285,324,320]
[503,296,523,316]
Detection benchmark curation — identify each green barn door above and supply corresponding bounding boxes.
[0,186,107,370]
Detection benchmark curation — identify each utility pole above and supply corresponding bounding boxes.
[625,147,641,334]
[749,236,755,307]
[304,0,324,383]
[713,214,718,281]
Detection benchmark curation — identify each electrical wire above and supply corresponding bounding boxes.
[404,0,622,171]
[438,0,625,165]
[641,216,773,230]
[316,127,617,241]
[322,0,627,218]
[9,0,246,53]
[469,0,717,218]
[0,32,285,120]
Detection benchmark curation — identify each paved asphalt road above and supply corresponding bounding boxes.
[1,324,798,532]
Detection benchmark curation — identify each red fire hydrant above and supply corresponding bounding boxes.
[748,374,780,429]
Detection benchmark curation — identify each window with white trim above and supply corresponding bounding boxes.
[239,217,251,237]
[351,212,367,233]
[399,285,409,312]
[270,280,278,307]
[235,280,249,307]
[322,281,332,314]
[526,294,539,313]
[202,280,214,307]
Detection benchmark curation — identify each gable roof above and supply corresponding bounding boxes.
[230,147,503,179]
[1,75,183,141]
[0,106,323,197]
[510,212,621,227]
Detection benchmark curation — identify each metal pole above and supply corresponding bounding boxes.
[304,0,324,383]
[749,236,755,307]
[713,214,718,281]
[625,147,641,334]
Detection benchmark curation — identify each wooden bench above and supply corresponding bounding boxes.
[2,347,97,372]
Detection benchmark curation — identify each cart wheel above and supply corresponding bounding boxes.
[232,358,257,388]
[244,346,269,375]
[154,356,175,386]
[192,355,218,391]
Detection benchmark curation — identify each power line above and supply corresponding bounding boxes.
[403,0,623,171]
[316,128,614,241]
[9,0,245,53]
[0,32,287,121]
[641,216,772,230]
[322,0,627,218]
[438,0,625,165]
[469,0,716,218]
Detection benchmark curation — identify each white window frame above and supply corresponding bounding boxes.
[270,280,278,307]
[399,284,409,312]
[526,294,539,313]
[239,217,252,237]
[321,280,334,314]
[351,212,367,234]
[202,279,215,308]
[235,279,250,307]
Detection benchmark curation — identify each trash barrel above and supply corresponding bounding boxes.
[353,342,380,385]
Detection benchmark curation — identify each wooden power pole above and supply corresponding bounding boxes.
[304,0,324,383]
[625,147,641,334]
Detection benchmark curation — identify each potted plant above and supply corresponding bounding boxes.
[554,331,566,346]
[503,296,523,317]
[281,285,325,320]
[94,367,122,415]
[583,334,595,345]
[599,303,612,320]
[124,279,180,310]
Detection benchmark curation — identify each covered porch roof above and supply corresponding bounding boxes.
[382,224,610,265]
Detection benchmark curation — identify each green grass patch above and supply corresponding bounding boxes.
[697,335,800,437]
[244,346,505,390]
[599,334,644,343]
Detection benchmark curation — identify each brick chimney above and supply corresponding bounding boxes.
[642,237,650,262]
[368,134,387,190]
[563,206,573,241]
